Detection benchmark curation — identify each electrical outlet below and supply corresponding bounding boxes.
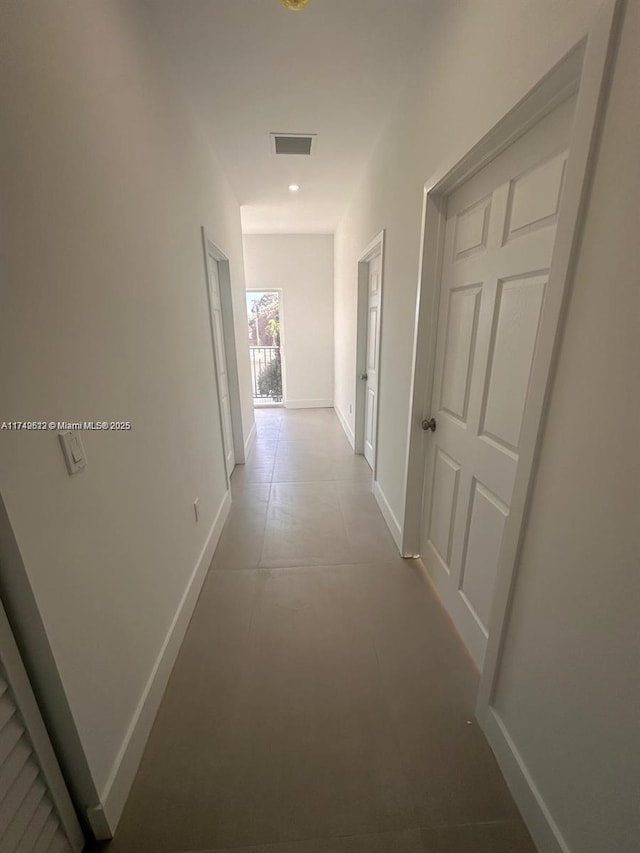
[193,498,200,522]
[349,403,352,414]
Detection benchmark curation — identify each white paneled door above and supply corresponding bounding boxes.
[420,95,576,669]
[207,255,235,480]
[363,251,382,470]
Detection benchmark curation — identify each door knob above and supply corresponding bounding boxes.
[360,373,368,380]
[421,417,437,432]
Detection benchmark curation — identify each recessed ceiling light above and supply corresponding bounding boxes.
[280,0,310,10]
[288,184,300,192]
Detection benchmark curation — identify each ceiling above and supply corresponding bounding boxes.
[143,0,434,234]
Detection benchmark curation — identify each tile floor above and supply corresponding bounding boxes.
[97,408,535,853]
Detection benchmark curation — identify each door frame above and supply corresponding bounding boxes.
[354,230,385,476]
[201,229,246,472]
[245,288,288,407]
[400,0,620,725]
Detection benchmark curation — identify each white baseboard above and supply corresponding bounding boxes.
[284,399,333,409]
[373,480,402,552]
[334,404,355,448]
[97,490,232,837]
[86,805,112,843]
[483,707,569,853]
[244,421,257,461]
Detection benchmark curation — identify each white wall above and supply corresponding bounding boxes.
[243,234,334,408]
[334,0,603,517]
[334,1,638,851]
[0,0,253,832]
[492,5,640,850]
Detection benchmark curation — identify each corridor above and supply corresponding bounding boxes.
[102,409,534,853]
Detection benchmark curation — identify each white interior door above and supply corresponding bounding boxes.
[363,251,382,470]
[207,255,235,479]
[419,95,576,669]
[0,599,84,853]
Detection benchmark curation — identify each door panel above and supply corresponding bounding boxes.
[365,388,375,448]
[363,251,382,470]
[505,152,567,240]
[220,395,234,465]
[367,307,378,371]
[453,195,492,260]
[459,480,509,632]
[439,285,481,422]
[427,448,461,569]
[208,256,235,478]
[480,274,546,450]
[212,311,227,389]
[419,94,576,668]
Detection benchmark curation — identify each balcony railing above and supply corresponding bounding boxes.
[249,346,282,403]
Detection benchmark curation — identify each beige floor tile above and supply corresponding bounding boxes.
[277,422,344,442]
[272,455,336,483]
[95,409,533,853]
[260,482,353,567]
[336,489,400,563]
[421,821,536,852]
[229,482,272,505]
[210,502,269,570]
[100,571,267,853]
[231,441,277,485]
[253,420,282,440]
[210,567,416,848]
[195,827,426,853]
[353,561,520,827]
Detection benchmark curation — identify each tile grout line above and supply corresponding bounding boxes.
[258,416,275,566]
[177,818,526,853]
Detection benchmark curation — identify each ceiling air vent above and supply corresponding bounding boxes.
[270,133,317,156]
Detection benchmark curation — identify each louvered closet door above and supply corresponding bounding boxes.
[0,601,83,853]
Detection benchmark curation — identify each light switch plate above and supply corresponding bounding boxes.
[58,430,87,475]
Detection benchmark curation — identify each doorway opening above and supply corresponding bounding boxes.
[246,290,284,407]
[203,230,246,473]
